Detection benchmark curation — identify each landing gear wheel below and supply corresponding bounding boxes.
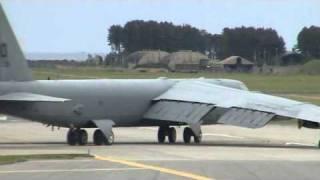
[183,127,193,144]
[93,129,114,146]
[93,129,105,145]
[194,131,202,144]
[78,129,88,145]
[67,129,78,146]
[168,127,177,143]
[105,131,114,145]
[183,127,202,144]
[157,126,166,143]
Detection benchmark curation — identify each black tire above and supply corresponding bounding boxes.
[158,127,166,143]
[93,129,104,145]
[194,132,202,144]
[168,127,177,143]
[67,129,78,146]
[105,131,114,145]
[183,127,192,144]
[78,129,88,145]
[93,129,114,146]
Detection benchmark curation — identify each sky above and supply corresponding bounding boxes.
[1,0,320,54]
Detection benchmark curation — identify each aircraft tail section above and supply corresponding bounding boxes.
[0,3,32,81]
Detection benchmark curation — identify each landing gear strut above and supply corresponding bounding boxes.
[157,126,177,143]
[183,127,202,144]
[93,129,114,146]
[67,128,88,146]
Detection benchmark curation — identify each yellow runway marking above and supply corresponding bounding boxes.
[95,155,213,180]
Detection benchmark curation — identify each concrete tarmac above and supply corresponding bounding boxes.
[0,120,320,180]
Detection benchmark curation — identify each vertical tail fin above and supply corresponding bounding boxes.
[0,3,32,81]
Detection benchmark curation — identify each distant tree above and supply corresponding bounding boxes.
[107,21,286,65]
[109,20,210,53]
[206,34,223,59]
[108,25,124,54]
[104,52,117,65]
[220,27,285,65]
[95,55,103,65]
[297,26,320,58]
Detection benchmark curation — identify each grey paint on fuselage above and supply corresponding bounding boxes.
[0,78,247,128]
[0,79,174,127]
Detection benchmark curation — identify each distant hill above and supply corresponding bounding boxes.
[25,52,105,61]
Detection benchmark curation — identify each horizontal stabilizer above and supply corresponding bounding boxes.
[0,92,70,102]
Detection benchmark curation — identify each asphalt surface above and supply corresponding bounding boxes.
[0,119,320,180]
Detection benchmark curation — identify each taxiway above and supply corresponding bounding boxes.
[0,119,319,180]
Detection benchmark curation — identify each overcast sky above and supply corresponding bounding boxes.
[2,0,320,54]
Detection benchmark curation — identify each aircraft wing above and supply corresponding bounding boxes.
[0,92,70,102]
[144,80,320,129]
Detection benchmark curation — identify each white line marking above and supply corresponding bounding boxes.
[0,168,145,174]
[285,142,314,146]
[203,133,245,139]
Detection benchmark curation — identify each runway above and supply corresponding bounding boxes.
[0,120,320,180]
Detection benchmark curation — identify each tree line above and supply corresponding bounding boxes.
[108,20,320,65]
[108,21,209,54]
[297,26,320,59]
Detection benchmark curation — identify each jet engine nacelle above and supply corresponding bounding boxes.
[298,120,320,129]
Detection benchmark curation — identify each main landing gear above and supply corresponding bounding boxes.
[67,128,114,146]
[93,129,114,145]
[67,128,88,146]
[183,127,202,144]
[157,126,202,144]
[158,126,177,143]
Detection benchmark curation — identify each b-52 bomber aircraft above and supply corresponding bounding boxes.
[1,4,320,147]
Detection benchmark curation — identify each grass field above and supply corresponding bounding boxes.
[0,154,91,165]
[32,67,320,104]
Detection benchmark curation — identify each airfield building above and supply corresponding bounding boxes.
[219,56,254,72]
[126,50,169,69]
[162,50,209,72]
[280,52,304,66]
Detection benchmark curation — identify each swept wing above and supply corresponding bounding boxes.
[144,80,320,129]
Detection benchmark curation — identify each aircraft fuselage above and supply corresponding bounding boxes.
[0,79,176,127]
[0,78,247,128]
